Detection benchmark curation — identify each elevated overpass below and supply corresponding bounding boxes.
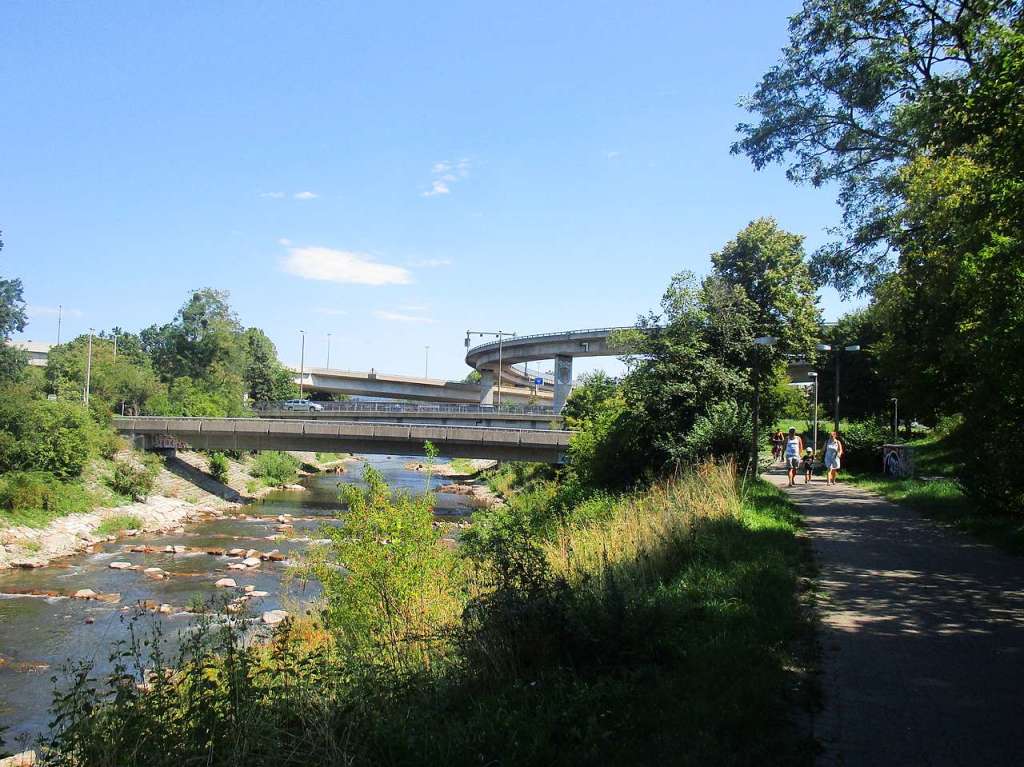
[115,416,571,463]
[466,328,630,411]
[295,367,553,405]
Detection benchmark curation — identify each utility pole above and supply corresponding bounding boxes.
[424,345,430,378]
[56,305,63,346]
[298,330,306,399]
[83,329,94,406]
[326,333,332,369]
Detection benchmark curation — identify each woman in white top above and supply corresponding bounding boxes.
[783,427,804,487]
[823,431,844,485]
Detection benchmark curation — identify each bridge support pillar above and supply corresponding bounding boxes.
[553,355,573,413]
[479,370,496,405]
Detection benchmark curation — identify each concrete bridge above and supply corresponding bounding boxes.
[466,327,630,411]
[258,403,561,430]
[114,416,571,463]
[295,367,553,405]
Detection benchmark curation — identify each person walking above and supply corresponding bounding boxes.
[771,429,784,463]
[824,430,844,485]
[783,427,804,487]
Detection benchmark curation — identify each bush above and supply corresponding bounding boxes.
[0,471,94,525]
[107,460,157,501]
[838,419,891,471]
[250,451,300,486]
[682,400,752,463]
[0,400,101,479]
[208,452,230,484]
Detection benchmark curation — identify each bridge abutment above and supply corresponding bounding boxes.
[479,370,496,405]
[553,354,573,413]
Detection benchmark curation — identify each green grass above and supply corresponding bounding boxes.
[446,457,475,474]
[0,472,97,528]
[96,514,144,537]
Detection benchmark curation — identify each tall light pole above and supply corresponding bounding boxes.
[809,371,819,454]
[112,331,118,359]
[326,333,332,370]
[465,330,517,407]
[83,329,94,406]
[752,336,778,475]
[56,305,63,346]
[298,330,306,399]
[817,343,861,434]
[891,397,899,441]
[424,345,430,378]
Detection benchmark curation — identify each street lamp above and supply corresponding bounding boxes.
[809,372,819,454]
[83,329,94,406]
[751,335,778,475]
[298,330,306,399]
[891,397,899,441]
[326,333,332,369]
[817,343,861,433]
[424,345,430,378]
[465,330,517,407]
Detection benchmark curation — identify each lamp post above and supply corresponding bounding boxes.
[326,333,332,370]
[83,329,94,406]
[809,372,819,454]
[751,336,778,475]
[817,343,860,434]
[891,397,899,441]
[465,330,517,407]
[424,345,430,378]
[56,305,63,346]
[298,330,306,399]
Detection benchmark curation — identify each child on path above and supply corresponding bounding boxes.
[801,448,814,484]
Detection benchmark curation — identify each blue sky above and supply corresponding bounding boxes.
[1,1,862,380]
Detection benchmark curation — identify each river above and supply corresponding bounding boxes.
[0,455,475,749]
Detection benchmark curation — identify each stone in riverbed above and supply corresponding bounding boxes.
[227,548,245,557]
[12,560,47,569]
[143,567,166,580]
[261,609,288,626]
[267,551,286,562]
[163,545,175,553]
[173,545,187,554]
[226,563,247,570]
[158,604,173,615]
[109,561,132,570]
[214,578,236,588]
[73,589,97,599]
[245,548,259,559]
[83,617,94,625]
[249,590,269,598]
[242,557,261,568]
[130,545,150,553]
[206,547,225,556]
[243,584,255,593]
[95,592,121,603]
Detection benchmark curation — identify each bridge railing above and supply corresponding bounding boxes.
[465,326,634,357]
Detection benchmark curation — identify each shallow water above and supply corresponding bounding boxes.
[0,455,474,748]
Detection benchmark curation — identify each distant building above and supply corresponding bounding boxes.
[6,340,52,367]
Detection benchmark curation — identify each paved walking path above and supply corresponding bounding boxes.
[766,470,1024,767]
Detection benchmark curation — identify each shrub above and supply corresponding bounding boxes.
[250,451,300,486]
[96,514,143,536]
[0,400,101,479]
[107,460,156,501]
[0,472,94,525]
[682,400,752,463]
[838,419,891,471]
[208,452,230,484]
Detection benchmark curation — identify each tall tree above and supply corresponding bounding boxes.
[0,230,28,383]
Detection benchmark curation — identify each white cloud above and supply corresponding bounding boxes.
[314,307,348,316]
[259,191,286,199]
[28,305,83,318]
[605,150,621,159]
[373,310,436,324]
[278,237,292,246]
[397,304,429,312]
[408,257,452,268]
[281,246,412,286]
[422,158,471,197]
[293,191,318,200]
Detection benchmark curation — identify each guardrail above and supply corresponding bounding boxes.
[466,326,633,356]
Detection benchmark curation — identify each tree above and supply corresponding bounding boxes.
[732,0,1015,295]
[0,230,28,383]
[46,334,165,415]
[560,371,618,427]
[243,328,296,403]
[710,217,820,359]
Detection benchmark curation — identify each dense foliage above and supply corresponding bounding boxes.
[737,0,1024,511]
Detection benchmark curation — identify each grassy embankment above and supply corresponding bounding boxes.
[40,461,816,766]
[844,431,1024,555]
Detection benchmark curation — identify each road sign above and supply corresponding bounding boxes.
[534,377,544,386]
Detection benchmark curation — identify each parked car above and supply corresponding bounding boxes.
[282,399,324,412]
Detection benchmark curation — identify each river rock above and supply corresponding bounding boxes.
[249,590,269,598]
[267,551,286,562]
[243,584,255,593]
[206,547,225,556]
[143,567,166,579]
[95,592,121,603]
[242,557,261,568]
[73,589,97,599]
[261,609,288,626]
[130,545,150,553]
[226,562,247,570]
[276,515,292,523]
[12,560,47,569]
[214,578,236,588]
[109,561,132,570]
[0,748,37,766]
[158,603,173,614]
[227,548,245,557]
[173,545,187,554]
[83,616,95,625]
[275,524,293,532]
[245,548,259,558]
